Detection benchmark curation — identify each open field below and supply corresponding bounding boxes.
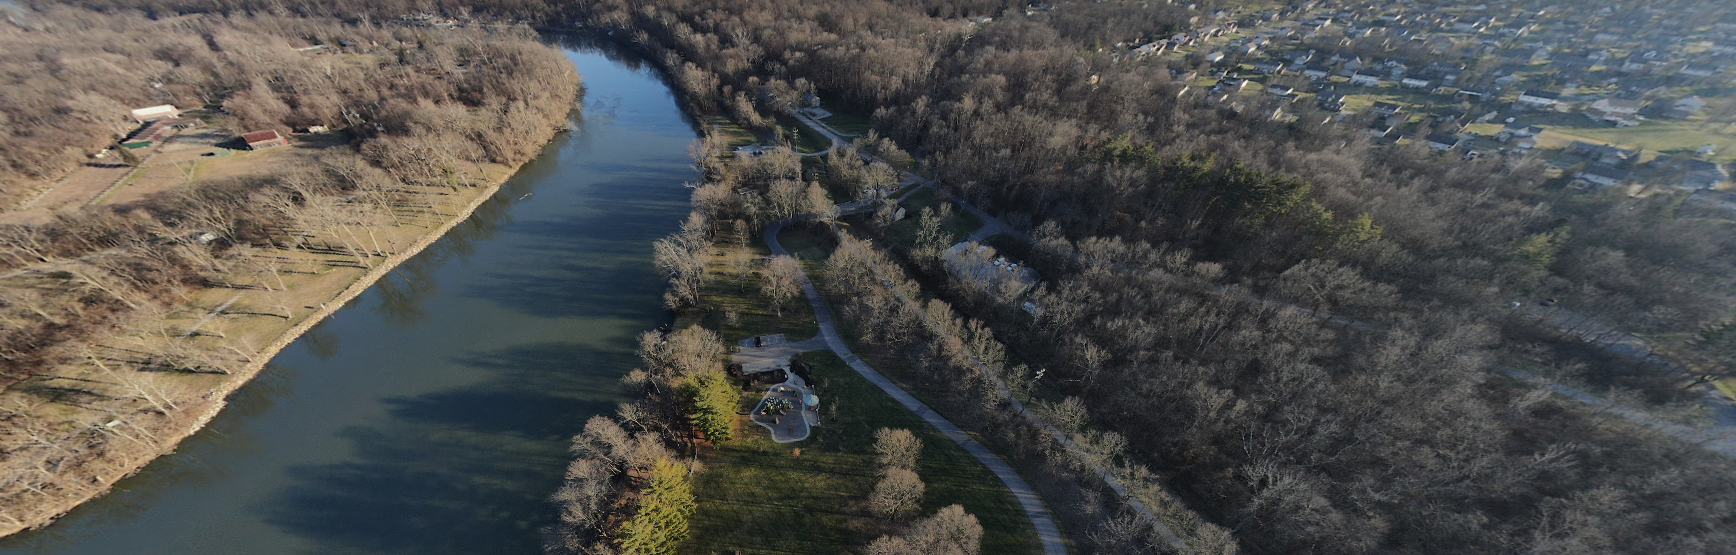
[683,349,1044,555]
[878,187,983,249]
[674,236,821,345]
[820,110,873,136]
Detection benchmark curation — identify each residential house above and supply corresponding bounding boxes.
[1401,77,1432,89]
[241,129,289,150]
[1496,124,1544,142]
[1680,64,1721,78]
[1586,97,1644,126]
[1350,72,1382,86]
[1302,65,1331,80]
[1364,120,1395,137]
[1568,141,1637,166]
[1425,133,1465,151]
[129,104,179,123]
[1681,159,1729,189]
[1516,89,1561,110]
[1667,96,1706,119]
[1370,101,1403,117]
[1576,164,1632,187]
[1205,51,1227,63]
[1254,60,1286,74]
[1317,92,1346,112]
[1267,84,1296,97]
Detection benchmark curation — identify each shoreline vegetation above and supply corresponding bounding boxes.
[0,9,580,536]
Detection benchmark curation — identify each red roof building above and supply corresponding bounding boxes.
[242,130,289,150]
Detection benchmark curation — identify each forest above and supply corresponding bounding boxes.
[0,5,578,533]
[8,0,1736,553]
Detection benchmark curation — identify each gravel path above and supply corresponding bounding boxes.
[764,220,1069,555]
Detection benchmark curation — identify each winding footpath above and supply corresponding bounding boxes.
[763,221,1069,555]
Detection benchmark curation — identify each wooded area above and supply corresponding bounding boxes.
[7,0,1736,552]
[0,6,578,534]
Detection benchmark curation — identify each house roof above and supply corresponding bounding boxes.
[1580,164,1631,180]
[242,130,284,144]
[1520,89,1561,100]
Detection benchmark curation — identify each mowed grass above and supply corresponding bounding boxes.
[681,350,1043,555]
[676,240,819,345]
[821,110,874,136]
[881,188,982,249]
[777,115,834,153]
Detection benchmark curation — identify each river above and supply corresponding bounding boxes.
[0,38,697,555]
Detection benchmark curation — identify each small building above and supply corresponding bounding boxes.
[1576,164,1632,187]
[942,242,1038,297]
[1363,121,1395,137]
[1586,98,1644,125]
[1301,65,1331,80]
[1425,133,1464,151]
[1370,101,1402,117]
[1668,96,1706,119]
[1253,60,1286,74]
[1681,159,1730,189]
[1680,64,1721,78]
[1516,89,1561,110]
[130,104,180,123]
[1350,72,1382,86]
[1496,124,1543,142]
[241,129,289,150]
[1204,51,1227,63]
[1401,77,1432,89]
[1567,141,1637,166]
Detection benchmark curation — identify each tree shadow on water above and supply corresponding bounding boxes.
[257,342,631,555]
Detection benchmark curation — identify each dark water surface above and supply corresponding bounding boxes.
[0,40,696,555]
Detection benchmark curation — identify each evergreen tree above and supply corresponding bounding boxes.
[681,371,737,442]
[617,458,696,555]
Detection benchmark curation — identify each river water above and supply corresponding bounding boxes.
[0,39,696,555]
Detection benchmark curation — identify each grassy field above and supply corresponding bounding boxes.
[820,110,874,136]
[675,239,820,345]
[700,114,760,148]
[880,188,983,249]
[682,350,1043,555]
[777,115,834,154]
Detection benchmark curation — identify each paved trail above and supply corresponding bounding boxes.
[763,220,1069,555]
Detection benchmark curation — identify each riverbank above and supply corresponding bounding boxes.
[0,139,562,538]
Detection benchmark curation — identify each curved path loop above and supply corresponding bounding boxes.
[764,221,1069,555]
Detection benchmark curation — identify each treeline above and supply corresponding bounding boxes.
[0,6,579,531]
[0,9,578,386]
[542,0,1736,551]
[51,0,1736,552]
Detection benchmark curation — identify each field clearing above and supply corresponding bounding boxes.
[820,110,873,136]
[683,350,1043,555]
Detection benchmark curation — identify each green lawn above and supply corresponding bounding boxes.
[676,240,819,345]
[821,110,874,136]
[777,224,837,263]
[682,350,1044,555]
[778,115,833,154]
[701,115,759,148]
[880,188,982,249]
